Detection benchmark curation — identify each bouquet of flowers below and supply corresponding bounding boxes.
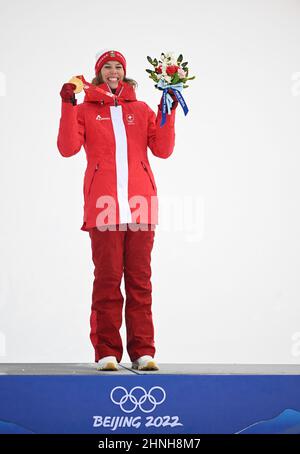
[146,52,195,126]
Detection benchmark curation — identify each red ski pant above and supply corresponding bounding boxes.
[89,224,156,363]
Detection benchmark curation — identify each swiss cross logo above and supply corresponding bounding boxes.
[126,113,135,124]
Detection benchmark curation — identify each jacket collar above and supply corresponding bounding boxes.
[83,80,137,104]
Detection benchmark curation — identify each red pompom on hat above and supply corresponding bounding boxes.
[95,49,127,76]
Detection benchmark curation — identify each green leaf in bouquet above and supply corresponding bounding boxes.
[183,84,189,88]
[186,76,195,80]
[177,54,183,63]
[171,73,180,84]
[182,61,188,67]
[146,69,153,74]
[147,56,154,65]
[150,73,159,82]
[153,58,158,67]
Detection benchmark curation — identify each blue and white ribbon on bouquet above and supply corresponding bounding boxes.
[156,79,189,127]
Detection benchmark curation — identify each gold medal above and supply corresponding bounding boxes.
[68,76,84,94]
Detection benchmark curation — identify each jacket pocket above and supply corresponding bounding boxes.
[141,160,156,192]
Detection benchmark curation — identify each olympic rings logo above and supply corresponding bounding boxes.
[110,386,166,413]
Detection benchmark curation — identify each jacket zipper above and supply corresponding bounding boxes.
[114,87,123,106]
[141,161,155,191]
[87,163,99,198]
[105,83,124,107]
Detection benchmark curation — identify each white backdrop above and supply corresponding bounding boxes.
[0,0,299,364]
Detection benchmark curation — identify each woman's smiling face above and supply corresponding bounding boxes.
[100,60,125,89]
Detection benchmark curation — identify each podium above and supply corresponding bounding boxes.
[0,363,300,434]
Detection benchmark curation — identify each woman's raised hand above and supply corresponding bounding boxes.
[159,89,178,111]
[60,83,77,104]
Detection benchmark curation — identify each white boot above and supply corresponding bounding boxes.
[132,355,159,371]
[97,356,118,371]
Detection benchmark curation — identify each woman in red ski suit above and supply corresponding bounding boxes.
[57,50,177,371]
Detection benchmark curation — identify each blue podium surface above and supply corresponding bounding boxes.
[0,363,300,434]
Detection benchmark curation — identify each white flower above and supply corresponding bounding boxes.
[161,62,168,76]
[164,51,177,65]
[165,51,175,59]
[163,75,172,84]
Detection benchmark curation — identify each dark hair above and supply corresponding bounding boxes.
[91,72,138,89]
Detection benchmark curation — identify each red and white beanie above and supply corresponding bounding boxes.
[95,49,127,76]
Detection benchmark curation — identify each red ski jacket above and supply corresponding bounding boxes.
[57,80,176,231]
